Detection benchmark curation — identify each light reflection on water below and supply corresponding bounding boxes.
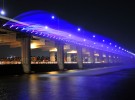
[0,69,135,100]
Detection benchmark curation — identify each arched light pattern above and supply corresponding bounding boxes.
[1,10,135,57]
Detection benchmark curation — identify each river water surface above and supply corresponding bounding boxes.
[0,68,135,100]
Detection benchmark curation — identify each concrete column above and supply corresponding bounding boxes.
[109,55,113,63]
[21,37,31,73]
[99,52,103,63]
[67,53,71,62]
[56,42,64,70]
[105,53,109,63]
[90,50,95,63]
[77,46,83,69]
[113,56,116,63]
[88,53,91,62]
[94,51,98,63]
[50,52,55,62]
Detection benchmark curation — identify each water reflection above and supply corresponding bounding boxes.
[0,69,135,100]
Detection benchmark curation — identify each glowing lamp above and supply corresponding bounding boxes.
[0,10,5,15]
[45,26,48,29]
[52,16,55,19]
[77,28,81,31]
[93,35,95,38]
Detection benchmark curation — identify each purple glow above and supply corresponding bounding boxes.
[83,39,86,41]
[68,34,71,37]
[3,10,134,57]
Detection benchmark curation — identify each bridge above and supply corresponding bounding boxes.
[0,10,134,74]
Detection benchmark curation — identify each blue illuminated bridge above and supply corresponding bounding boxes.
[0,10,135,73]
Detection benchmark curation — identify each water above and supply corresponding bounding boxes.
[0,69,135,100]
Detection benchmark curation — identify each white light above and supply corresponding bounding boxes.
[45,26,48,29]
[83,39,86,41]
[103,40,105,42]
[115,45,117,47]
[110,43,112,45]
[0,10,5,15]
[93,35,95,38]
[68,34,71,37]
[22,28,25,30]
[78,28,81,31]
[52,16,55,19]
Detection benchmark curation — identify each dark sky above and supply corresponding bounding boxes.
[1,0,135,52]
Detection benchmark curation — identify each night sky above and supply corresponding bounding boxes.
[0,0,135,56]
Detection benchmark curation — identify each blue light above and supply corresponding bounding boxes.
[21,28,25,30]
[3,24,6,26]
[4,10,134,57]
[10,25,14,28]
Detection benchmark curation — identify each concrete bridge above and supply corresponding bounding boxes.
[0,11,134,73]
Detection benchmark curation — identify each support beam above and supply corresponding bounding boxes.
[56,42,64,70]
[77,46,83,69]
[21,37,31,73]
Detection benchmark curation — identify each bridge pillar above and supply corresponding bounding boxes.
[21,37,31,74]
[90,50,95,63]
[88,53,91,62]
[106,54,110,63]
[50,52,56,62]
[56,42,64,70]
[99,51,103,63]
[109,54,113,63]
[67,53,71,62]
[104,53,109,63]
[77,46,83,69]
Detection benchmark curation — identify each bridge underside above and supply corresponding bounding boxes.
[0,17,134,74]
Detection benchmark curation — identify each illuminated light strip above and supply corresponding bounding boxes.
[1,13,134,57]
